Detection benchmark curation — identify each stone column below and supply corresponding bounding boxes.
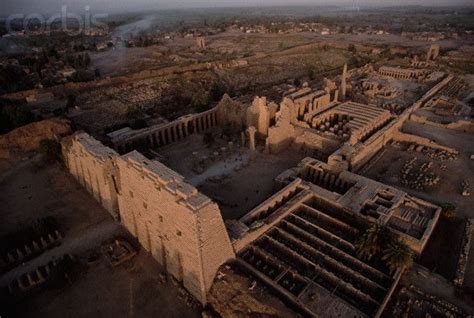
[184,122,189,136]
[341,63,347,101]
[247,126,257,151]
[212,112,217,127]
[178,124,184,139]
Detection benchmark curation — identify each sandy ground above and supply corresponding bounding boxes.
[400,265,474,315]
[362,119,474,306]
[90,30,469,77]
[157,134,307,220]
[0,156,109,236]
[5,251,200,318]
[363,121,474,218]
[199,148,306,220]
[0,156,200,318]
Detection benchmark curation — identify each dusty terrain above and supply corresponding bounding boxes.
[0,157,200,318]
[158,133,306,220]
[363,121,474,218]
[6,251,200,318]
[0,119,71,159]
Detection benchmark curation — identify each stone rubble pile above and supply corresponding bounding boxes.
[461,180,471,197]
[392,285,468,317]
[406,143,458,161]
[401,157,440,190]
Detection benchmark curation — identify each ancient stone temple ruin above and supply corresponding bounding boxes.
[227,158,440,317]
[61,64,452,316]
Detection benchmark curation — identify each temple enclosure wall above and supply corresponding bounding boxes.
[62,133,235,304]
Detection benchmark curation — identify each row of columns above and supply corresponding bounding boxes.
[117,111,218,153]
[305,168,351,194]
[379,70,418,80]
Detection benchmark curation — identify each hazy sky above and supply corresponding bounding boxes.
[1,0,473,15]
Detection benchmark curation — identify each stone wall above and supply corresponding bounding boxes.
[62,133,120,219]
[410,114,474,134]
[247,97,270,138]
[454,219,473,288]
[265,100,296,153]
[62,133,235,304]
[393,131,458,154]
[293,127,341,154]
[215,94,248,128]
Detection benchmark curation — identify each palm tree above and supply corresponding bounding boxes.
[355,223,391,261]
[382,240,414,274]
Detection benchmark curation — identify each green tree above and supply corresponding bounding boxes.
[191,89,210,113]
[126,105,145,120]
[308,67,316,81]
[210,82,226,102]
[84,53,91,66]
[39,139,61,162]
[382,240,414,274]
[348,44,357,53]
[0,103,34,134]
[440,202,457,218]
[356,223,391,261]
[66,94,76,109]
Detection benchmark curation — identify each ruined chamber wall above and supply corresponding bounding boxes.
[266,100,296,153]
[293,127,341,155]
[215,94,248,128]
[62,134,235,304]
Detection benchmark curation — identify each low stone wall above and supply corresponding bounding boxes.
[393,131,458,154]
[410,114,474,133]
[454,218,473,288]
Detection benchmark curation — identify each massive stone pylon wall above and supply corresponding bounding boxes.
[62,132,235,304]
